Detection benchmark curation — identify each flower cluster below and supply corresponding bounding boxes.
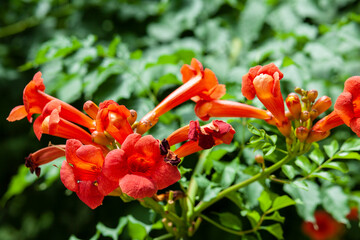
[7,60,236,209]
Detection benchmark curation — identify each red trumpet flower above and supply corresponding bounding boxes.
[96,100,134,145]
[334,76,360,136]
[242,63,290,136]
[25,145,65,177]
[60,139,118,209]
[167,120,235,158]
[136,58,226,134]
[102,133,181,199]
[194,100,271,121]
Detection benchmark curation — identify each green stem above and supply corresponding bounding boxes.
[153,233,175,240]
[141,197,182,227]
[186,150,210,221]
[193,153,295,216]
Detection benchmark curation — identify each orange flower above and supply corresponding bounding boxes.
[25,145,65,177]
[346,207,358,221]
[61,139,118,209]
[194,99,271,121]
[102,133,181,199]
[334,76,360,136]
[136,58,225,134]
[306,111,344,143]
[167,120,235,158]
[242,63,290,136]
[95,100,134,145]
[7,72,94,130]
[302,210,344,240]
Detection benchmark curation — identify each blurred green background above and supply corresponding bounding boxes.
[1,0,360,239]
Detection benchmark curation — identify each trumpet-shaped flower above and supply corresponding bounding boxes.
[242,63,290,136]
[7,72,94,130]
[96,100,133,145]
[136,58,226,134]
[25,145,65,177]
[167,120,235,158]
[334,76,360,136]
[194,100,271,121]
[60,139,118,209]
[102,133,181,199]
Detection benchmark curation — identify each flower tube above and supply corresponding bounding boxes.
[194,100,271,121]
[136,58,225,134]
[334,76,360,136]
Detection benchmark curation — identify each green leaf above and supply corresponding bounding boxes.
[281,164,296,179]
[284,181,321,221]
[247,123,262,136]
[264,211,285,223]
[309,171,334,182]
[96,217,128,240]
[268,195,296,213]
[321,186,350,224]
[127,216,149,240]
[130,49,142,59]
[216,212,242,230]
[333,152,360,160]
[260,223,283,239]
[340,138,360,151]
[309,147,325,165]
[295,156,313,174]
[323,140,339,158]
[258,191,273,212]
[282,56,296,67]
[246,210,261,228]
[322,162,349,173]
[108,36,121,57]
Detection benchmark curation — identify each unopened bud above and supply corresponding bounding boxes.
[311,96,332,118]
[127,110,137,125]
[255,154,264,164]
[83,101,99,119]
[285,111,294,121]
[92,131,112,145]
[296,126,309,142]
[307,90,318,102]
[286,93,301,119]
[301,96,308,102]
[306,130,330,143]
[300,111,310,122]
[294,87,302,95]
[310,109,318,121]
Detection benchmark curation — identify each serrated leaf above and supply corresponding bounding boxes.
[340,138,360,151]
[260,223,283,239]
[258,191,272,212]
[216,212,242,230]
[309,147,325,165]
[268,195,296,213]
[246,210,261,228]
[322,162,349,173]
[247,123,261,136]
[284,181,320,221]
[323,140,339,158]
[310,172,334,182]
[281,165,296,179]
[333,152,360,160]
[264,211,285,223]
[295,156,313,174]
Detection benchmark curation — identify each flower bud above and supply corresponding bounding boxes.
[307,90,318,102]
[300,111,310,122]
[127,110,137,125]
[91,131,112,146]
[255,154,264,164]
[294,87,302,95]
[296,126,309,142]
[306,130,330,143]
[285,111,294,121]
[311,96,332,119]
[83,100,99,119]
[286,93,302,119]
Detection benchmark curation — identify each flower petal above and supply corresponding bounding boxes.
[334,91,353,126]
[60,161,78,192]
[152,161,181,190]
[7,105,27,122]
[77,181,104,209]
[102,149,128,181]
[119,174,157,199]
